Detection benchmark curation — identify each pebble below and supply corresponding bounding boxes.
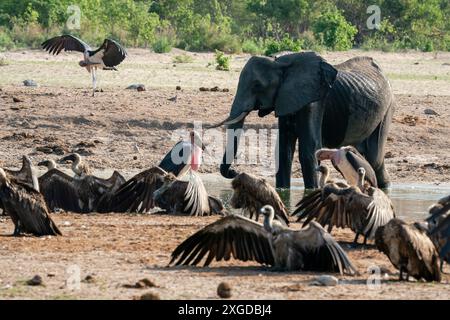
[26,275,43,286]
[424,108,439,116]
[217,282,232,298]
[310,275,339,286]
[23,80,38,87]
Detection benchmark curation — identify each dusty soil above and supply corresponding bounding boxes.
[0,49,449,299]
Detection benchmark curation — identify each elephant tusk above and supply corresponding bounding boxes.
[206,112,249,129]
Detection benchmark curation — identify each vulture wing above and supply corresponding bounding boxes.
[90,39,127,67]
[5,156,37,190]
[39,169,82,213]
[290,221,357,275]
[232,173,289,225]
[1,180,61,236]
[170,215,274,267]
[363,188,395,239]
[96,167,166,213]
[42,34,90,55]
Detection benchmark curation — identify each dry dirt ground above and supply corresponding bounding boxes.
[0,49,449,300]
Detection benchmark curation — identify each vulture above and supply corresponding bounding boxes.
[170,205,357,274]
[0,168,62,236]
[293,167,395,245]
[230,172,290,225]
[59,153,92,176]
[316,146,378,188]
[96,131,212,214]
[38,159,82,212]
[426,195,450,271]
[153,172,224,216]
[375,218,441,282]
[41,35,127,96]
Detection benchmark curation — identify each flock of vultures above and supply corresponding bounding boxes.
[0,35,449,286]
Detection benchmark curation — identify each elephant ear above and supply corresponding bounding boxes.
[274,52,338,117]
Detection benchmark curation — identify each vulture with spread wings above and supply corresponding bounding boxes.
[170,205,356,274]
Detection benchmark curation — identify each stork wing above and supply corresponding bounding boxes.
[291,221,357,275]
[90,39,127,67]
[345,148,378,187]
[42,35,90,55]
[39,169,82,213]
[6,182,61,236]
[170,215,274,267]
[158,141,191,177]
[96,167,166,213]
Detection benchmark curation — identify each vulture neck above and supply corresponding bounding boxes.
[47,160,56,171]
[263,210,275,233]
[357,171,365,192]
[71,155,83,176]
[319,169,330,188]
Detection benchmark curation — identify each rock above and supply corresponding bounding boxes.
[133,156,138,160]
[82,275,95,283]
[384,151,394,159]
[424,108,439,116]
[136,85,146,92]
[23,80,38,87]
[310,275,338,287]
[222,88,230,92]
[176,86,181,90]
[27,275,43,286]
[123,278,157,289]
[139,292,160,300]
[210,86,220,92]
[217,282,232,298]
[12,97,23,103]
[199,87,209,92]
[126,84,145,91]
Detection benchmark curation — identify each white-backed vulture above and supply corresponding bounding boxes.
[230,172,290,225]
[0,168,61,236]
[426,195,450,271]
[293,167,395,245]
[375,218,441,282]
[316,146,378,188]
[153,172,223,216]
[170,205,356,274]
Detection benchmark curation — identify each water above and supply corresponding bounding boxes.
[201,174,450,221]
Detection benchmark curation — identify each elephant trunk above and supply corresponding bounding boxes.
[220,121,244,179]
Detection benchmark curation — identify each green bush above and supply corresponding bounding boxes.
[215,50,230,71]
[313,10,357,51]
[0,28,14,51]
[264,35,303,56]
[173,54,194,63]
[152,36,173,53]
[242,39,264,55]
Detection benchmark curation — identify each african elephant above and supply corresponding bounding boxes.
[215,52,394,189]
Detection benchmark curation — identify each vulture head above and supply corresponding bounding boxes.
[59,153,80,164]
[38,159,57,170]
[152,172,176,201]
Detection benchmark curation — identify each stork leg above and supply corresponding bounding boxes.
[399,268,404,281]
[350,233,360,248]
[91,68,97,97]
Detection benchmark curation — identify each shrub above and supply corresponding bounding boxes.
[173,54,194,63]
[264,35,303,56]
[313,10,357,51]
[152,36,173,53]
[0,28,14,51]
[215,50,230,71]
[242,39,264,55]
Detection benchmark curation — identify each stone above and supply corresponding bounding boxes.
[26,275,43,286]
[23,80,38,87]
[424,108,439,116]
[217,282,232,298]
[310,275,338,286]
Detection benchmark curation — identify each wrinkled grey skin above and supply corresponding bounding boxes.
[219,52,394,189]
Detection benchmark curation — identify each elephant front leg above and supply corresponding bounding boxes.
[275,116,297,189]
[296,102,323,189]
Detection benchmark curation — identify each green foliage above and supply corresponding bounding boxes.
[242,39,264,55]
[215,50,231,71]
[313,9,357,51]
[152,36,173,53]
[173,54,194,63]
[0,0,448,52]
[264,35,303,56]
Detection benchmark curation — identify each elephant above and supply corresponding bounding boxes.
[214,52,394,189]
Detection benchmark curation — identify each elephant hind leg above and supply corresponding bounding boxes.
[358,104,394,189]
